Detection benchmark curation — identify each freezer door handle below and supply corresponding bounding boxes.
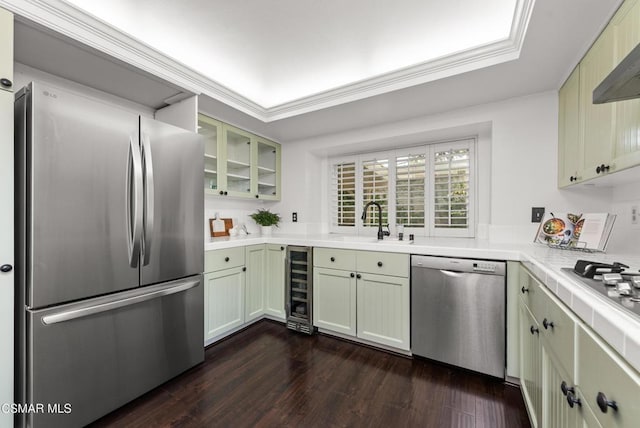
[126,135,144,268]
[41,278,200,325]
[141,133,154,266]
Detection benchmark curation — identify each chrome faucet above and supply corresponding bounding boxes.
[361,201,390,240]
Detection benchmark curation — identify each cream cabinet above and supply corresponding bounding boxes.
[0,8,12,92]
[356,273,409,350]
[558,66,582,187]
[264,244,286,320]
[518,264,640,428]
[579,23,616,182]
[312,248,410,351]
[576,324,640,428]
[245,245,265,323]
[611,0,640,171]
[558,0,640,187]
[313,266,357,335]
[198,114,281,200]
[204,266,245,341]
[519,301,542,428]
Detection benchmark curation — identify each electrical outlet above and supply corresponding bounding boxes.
[632,206,638,225]
[292,212,298,222]
[531,207,545,223]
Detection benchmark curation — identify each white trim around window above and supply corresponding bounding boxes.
[328,138,476,238]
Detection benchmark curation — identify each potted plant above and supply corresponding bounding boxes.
[249,209,281,236]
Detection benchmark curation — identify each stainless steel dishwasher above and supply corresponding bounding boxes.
[411,255,506,378]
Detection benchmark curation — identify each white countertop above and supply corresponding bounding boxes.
[205,233,640,372]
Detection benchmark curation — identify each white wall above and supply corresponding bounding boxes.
[275,90,619,245]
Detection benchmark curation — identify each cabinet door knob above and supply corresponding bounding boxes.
[356,274,362,279]
[566,392,581,408]
[350,273,355,278]
[377,261,383,267]
[225,257,230,262]
[0,264,12,273]
[330,257,335,262]
[521,286,529,294]
[543,318,554,330]
[280,246,284,251]
[255,195,259,198]
[560,381,574,396]
[242,267,246,272]
[530,325,539,335]
[224,191,228,195]
[0,78,11,88]
[219,190,224,195]
[596,392,617,413]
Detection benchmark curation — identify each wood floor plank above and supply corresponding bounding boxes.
[90,320,531,428]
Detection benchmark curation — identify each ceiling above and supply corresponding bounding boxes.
[63,0,527,114]
[6,0,624,142]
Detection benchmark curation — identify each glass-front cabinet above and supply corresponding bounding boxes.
[254,137,281,200]
[224,125,253,197]
[199,114,222,194]
[198,114,281,200]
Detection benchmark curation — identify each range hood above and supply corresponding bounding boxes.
[593,42,640,104]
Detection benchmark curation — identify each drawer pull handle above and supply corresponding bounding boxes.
[330,257,335,262]
[225,257,230,262]
[596,392,618,413]
[543,318,554,330]
[560,381,574,396]
[530,325,539,335]
[521,286,529,294]
[350,273,355,278]
[356,274,362,279]
[377,261,383,267]
[566,392,581,408]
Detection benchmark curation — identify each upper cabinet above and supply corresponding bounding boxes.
[198,114,281,200]
[0,8,13,92]
[558,0,640,187]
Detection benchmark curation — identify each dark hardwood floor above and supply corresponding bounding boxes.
[90,320,531,428]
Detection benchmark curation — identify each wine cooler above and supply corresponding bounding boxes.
[286,246,314,334]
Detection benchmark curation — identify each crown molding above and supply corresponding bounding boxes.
[1,0,535,122]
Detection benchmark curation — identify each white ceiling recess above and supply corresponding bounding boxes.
[1,0,535,121]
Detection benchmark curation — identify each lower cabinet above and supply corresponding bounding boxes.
[264,244,286,320]
[204,244,286,344]
[312,248,410,351]
[519,264,640,428]
[204,266,245,341]
[519,301,542,428]
[245,245,265,322]
[313,267,357,336]
[357,273,409,350]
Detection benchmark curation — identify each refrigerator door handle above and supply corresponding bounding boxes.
[141,133,154,266]
[126,135,143,268]
[41,278,200,325]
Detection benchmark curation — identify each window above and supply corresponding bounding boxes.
[329,139,475,237]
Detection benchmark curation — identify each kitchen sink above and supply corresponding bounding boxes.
[337,236,414,244]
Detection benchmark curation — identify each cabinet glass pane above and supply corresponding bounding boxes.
[226,128,251,194]
[198,115,220,191]
[257,140,277,196]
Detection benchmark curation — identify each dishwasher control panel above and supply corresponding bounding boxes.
[473,262,499,273]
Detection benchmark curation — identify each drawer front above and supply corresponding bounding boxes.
[537,285,576,377]
[313,248,357,272]
[577,324,640,428]
[205,247,246,272]
[356,251,409,277]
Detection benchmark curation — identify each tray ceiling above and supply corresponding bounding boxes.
[53,0,532,120]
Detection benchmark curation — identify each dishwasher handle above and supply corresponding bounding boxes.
[439,269,466,278]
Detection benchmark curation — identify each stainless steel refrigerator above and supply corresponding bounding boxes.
[14,82,205,427]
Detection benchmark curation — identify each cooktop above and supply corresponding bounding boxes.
[561,267,640,318]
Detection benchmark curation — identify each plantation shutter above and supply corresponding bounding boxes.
[395,153,426,228]
[431,141,474,237]
[361,157,389,228]
[331,161,357,228]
